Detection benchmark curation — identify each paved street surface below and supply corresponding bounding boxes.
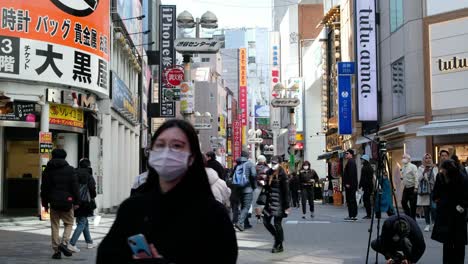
[0,203,464,263]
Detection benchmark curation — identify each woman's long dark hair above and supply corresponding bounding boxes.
[142,119,213,200]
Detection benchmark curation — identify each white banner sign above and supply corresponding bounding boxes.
[270,31,281,130]
[356,0,378,121]
[0,36,108,97]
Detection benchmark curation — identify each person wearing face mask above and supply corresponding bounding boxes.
[400,154,418,219]
[97,119,238,264]
[343,149,358,221]
[298,161,319,219]
[253,155,269,222]
[415,154,438,232]
[262,156,291,253]
[432,159,468,264]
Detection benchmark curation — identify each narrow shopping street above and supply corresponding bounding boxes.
[0,203,460,263]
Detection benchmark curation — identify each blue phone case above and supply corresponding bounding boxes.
[127,234,152,257]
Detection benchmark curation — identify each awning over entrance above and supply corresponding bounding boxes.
[317,150,341,160]
[417,119,468,136]
[355,134,376,145]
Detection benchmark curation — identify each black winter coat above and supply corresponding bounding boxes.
[298,169,319,188]
[97,171,238,264]
[40,159,79,210]
[431,171,468,245]
[343,158,358,191]
[74,167,97,217]
[378,214,426,263]
[359,163,374,193]
[206,159,225,180]
[263,167,290,217]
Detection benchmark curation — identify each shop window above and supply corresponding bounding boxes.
[391,57,406,118]
[202,57,210,62]
[390,0,404,32]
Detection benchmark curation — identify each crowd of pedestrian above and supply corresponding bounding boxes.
[39,118,468,263]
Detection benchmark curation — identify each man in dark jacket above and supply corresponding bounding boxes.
[232,151,257,231]
[206,151,226,180]
[40,149,79,259]
[372,214,426,263]
[343,149,358,221]
[359,154,374,219]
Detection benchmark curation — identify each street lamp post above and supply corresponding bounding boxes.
[176,11,219,122]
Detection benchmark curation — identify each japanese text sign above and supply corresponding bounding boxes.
[158,5,176,117]
[338,75,352,135]
[0,1,110,96]
[49,103,84,128]
[39,131,53,157]
[239,48,247,126]
[111,71,138,124]
[233,120,241,161]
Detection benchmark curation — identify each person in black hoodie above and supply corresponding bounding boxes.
[68,158,97,252]
[343,149,358,221]
[206,151,226,180]
[97,119,237,264]
[431,159,468,264]
[359,154,374,219]
[372,214,426,263]
[298,161,319,219]
[262,155,290,253]
[40,148,79,259]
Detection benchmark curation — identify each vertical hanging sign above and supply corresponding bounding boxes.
[270,32,281,130]
[337,62,355,135]
[355,0,378,121]
[239,48,247,126]
[158,5,176,117]
[233,120,242,161]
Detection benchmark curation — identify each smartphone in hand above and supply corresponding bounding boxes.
[128,234,152,258]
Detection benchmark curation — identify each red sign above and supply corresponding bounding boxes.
[233,120,242,161]
[239,86,247,125]
[163,66,184,87]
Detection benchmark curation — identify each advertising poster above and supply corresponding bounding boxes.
[179,82,194,114]
[239,48,247,126]
[158,5,176,117]
[49,103,84,128]
[0,1,110,96]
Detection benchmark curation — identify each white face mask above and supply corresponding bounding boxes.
[303,166,309,170]
[273,164,279,170]
[149,149,191,182]
[402,158,409,164]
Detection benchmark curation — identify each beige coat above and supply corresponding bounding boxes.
[415,165,438,206]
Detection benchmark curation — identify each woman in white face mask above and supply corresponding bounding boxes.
[97,119,238,264]
[262,155,291,253]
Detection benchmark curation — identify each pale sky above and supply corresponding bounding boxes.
[161,0,273,29]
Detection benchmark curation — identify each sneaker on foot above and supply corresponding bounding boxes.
[424,225,430,232]
[52,252,61,259]
[351,217,358,221]
[234,224,244,232]
[68,244,80,253]
[58,244,73,257]
[362,216,371,219]
[310,212,315,218]
[87,243,97,249]
[344,217,353,221]
[302,215,306,219]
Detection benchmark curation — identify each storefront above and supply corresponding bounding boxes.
[0,89,99,216]
[418,9,468,162]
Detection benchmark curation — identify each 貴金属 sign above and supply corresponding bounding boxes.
[49,103,84,128]
[0,1,110,97]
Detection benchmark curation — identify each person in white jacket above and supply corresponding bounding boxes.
[206,167,231,208]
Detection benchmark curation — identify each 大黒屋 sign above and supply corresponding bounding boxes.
[0,1,110,97]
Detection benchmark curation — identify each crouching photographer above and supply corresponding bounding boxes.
[371,214,426,264]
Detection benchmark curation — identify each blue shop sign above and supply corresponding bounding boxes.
[338,75,352,135]
[338,62,355,75]
[111,71,138,123]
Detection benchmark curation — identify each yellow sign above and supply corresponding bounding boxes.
[219,115,226,137]
[49,104,84,128]
[296,133,304,141]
